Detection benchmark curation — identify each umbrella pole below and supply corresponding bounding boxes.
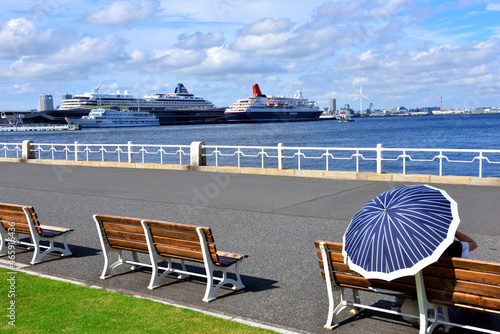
[415,271,429,334]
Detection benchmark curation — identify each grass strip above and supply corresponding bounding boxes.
[0,267,274,333]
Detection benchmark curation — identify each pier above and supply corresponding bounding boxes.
[0,160,499,333]
[0,124,79,132]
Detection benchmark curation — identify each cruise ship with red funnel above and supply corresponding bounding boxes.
[224,84,322,123]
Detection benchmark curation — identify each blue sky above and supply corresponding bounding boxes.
[0,0,499,111]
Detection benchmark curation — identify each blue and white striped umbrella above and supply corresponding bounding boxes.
[342,185,460,281]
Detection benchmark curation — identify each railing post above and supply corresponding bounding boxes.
[21,140,34,160]
[128,141,133,163]
[479,152,483,178]
[278,143,283,170]
[376,144,383,174]
[190,141,206,166]
[74,141,79,161]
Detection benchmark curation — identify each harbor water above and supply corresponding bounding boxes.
[1,113,499,177]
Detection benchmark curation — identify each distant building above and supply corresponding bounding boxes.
[39,94,54,111]
[62,93,72,101]
[329,98,336,113]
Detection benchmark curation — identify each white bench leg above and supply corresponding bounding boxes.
[325,288,350,329]
[0,228,10,256]
[101,249,126,279]
[30,234,73,265]
[202,261,246,303]
[148,257,172,290]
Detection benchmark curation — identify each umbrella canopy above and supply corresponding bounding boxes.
[342,184,460,281]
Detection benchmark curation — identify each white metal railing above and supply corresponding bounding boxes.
[3,141,190,165]
[1,141,499,178]
[203,143,500,178]
[0,143,22,159]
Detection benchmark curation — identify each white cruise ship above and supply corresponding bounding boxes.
[224,84,322,122]
[65,107,159,128]
[57,83,225,125]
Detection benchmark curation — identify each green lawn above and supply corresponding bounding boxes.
[0,267,274,333]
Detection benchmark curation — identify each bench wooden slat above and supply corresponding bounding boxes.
[152,235,204,251]
[315,240,343,251]
[0,203,26,211]
[97,215,143,225]
[424,275,500,299]
[149,227,207,243]
[155,244,205,262]
[435,257,500,274]
[444,303,500,316]
[0,215,33,225]
[0,209,27,218]
[106,237,148,252]
[38,225,73,233]
[146,220,208,233]
[216,251,247,260]
[105,229,146,243]
[423,266,500,285]
[102,221,144,234]
[427,287,500,312]
[1,221,31,232]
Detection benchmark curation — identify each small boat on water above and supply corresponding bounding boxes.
[224,84,322,123]
[65,107,160,128]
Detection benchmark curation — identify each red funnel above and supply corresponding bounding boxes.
[253,84,262,95]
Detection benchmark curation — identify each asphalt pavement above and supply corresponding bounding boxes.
[1,162,499,333]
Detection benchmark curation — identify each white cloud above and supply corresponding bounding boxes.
[83,0,161,26]
[175,32,224,50]
[0,18,78,59]
[239,18,293,36]
[486,3,500,11]
[232,18,337,61]
[2,35,125,79]
[370,0,413,20]
[147,49,206,71]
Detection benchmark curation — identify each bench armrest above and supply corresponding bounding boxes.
[216,251,248,260]
[368,287,405,295]
[38,224,74,233]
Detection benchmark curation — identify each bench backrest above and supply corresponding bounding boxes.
[94,215,219,264]
[143,220,218,264]
[315,240,417,300]
[421,256,500,313]
[94,215,148,253]
[315,240,500,314]
[0,203,40,234]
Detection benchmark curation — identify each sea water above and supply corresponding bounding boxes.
[1,113,499,177]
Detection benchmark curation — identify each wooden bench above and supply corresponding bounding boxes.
[94,214,247,302]
[314,240,500,334]
[0,203,73,264]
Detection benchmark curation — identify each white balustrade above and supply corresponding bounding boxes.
[1,141,499,178]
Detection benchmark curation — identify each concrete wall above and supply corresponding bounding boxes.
[1,157,499,187]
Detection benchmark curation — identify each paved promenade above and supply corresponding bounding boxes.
[1,161,499,333]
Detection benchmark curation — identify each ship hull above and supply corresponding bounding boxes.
[151,107,227,125]
[224,110,322,123]
[25,107,227,125]
[65,122,158,128]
